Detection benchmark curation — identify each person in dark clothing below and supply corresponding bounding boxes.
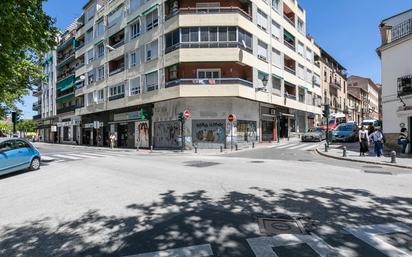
[398,128,409,154]
[358,126,369,156]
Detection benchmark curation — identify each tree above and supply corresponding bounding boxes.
[0,122,12,135]
[0,0,58,118]
[16,119,37,134]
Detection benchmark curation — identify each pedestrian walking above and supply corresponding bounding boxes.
[398,128,409,154]
[369,127,384,157]
[358,126,369,156]
[109,133,116,149]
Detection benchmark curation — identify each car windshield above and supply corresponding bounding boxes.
[336,125,354,131]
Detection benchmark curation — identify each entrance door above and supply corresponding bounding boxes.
[117,124,128,148]
[262,120,274,142]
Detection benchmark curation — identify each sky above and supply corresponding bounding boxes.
[19,0,412,118]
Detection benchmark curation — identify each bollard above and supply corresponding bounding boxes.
[342,146,347,157]
[235,144,238,151]
[391,151,396,163]
[195,146,198,153]
[136,146,139,151]
[150,145,153,153]
[252,142,255,148]
[220,146,223,153]
[325,143,328,152]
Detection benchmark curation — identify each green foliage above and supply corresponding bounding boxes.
[0,0,58,118]
[0,122,12,134]
[16,119,37,133]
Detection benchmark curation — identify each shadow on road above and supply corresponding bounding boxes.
[1,187,411,257]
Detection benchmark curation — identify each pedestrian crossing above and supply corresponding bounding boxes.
[41,151,132,163]
[269,141,321,151]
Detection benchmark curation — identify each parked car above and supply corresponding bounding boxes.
[332,123,359,142]
[302,127,326,142]
[0,138,41,176]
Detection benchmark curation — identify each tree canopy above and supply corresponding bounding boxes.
[16,119,37,133]
[0,0,58,118]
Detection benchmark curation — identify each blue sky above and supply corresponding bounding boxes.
[20,0,412,118]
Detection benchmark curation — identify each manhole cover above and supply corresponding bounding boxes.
[184,161,220,168]
[363,165,383,169]
[250,161,265,163]
[257,214,313,235]
[364,170,392,175]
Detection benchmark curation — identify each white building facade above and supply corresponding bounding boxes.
[378,8,412,150]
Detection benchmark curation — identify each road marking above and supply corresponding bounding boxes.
[81,152,108,157]
[345,223,412,257]
[247,233,342,257]
[52,154,83,160]
[287,144,308,150]
[275,143,300,149]
[269,142,289,148]
[65,153,99,158]
[122,244,214,257]
[301,144,320,151]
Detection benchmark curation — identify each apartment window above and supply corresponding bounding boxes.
[189,27,199,41]
[97,65,105,81]
[181,28,190,42]
[87,49,94,63]
[109,84,125,97]
[297,18,305,34]
[272,0,280,11]
[297,64,305,80]
[314,73,321,86]
[272,48,281,67]
[130,0,142,13]
[238,28,252,49]
[271,20,281,40]
[87,70,95,85]
[305,47,313,62]
[145,40,158,61]
[97,89,105,102]
[95,20,104,37]
[87,92,95,106]
[168,65,178,80]
[272,76,281,95]
[85,5,96,21]
[146,8,159,31]
[129,49,141,67]
[145,71,158,91]
[306,68,313,84]
[257,9,268,31]
[257,40,268,62]
[96,43,104,58]
[297,42,305,57]
[130,20,140,39]
[197,69,220,79]
[129,77,141,96]
[196,2,220,8]
[165,29,179,49]
[107,5,123,28]
[85,28,93,43]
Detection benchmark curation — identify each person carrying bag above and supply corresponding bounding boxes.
[398,128,409,154]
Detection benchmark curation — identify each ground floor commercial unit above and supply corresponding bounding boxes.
[74,97,320,149]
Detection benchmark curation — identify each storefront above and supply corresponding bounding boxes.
[154,120,180,149]
[56,116,81,144]
[192,119,226,148]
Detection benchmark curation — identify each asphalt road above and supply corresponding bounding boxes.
[0,142,411,257]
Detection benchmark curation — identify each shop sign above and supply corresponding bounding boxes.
[56,120,80,127]
[51,126,57,132]
[84,123,94,129]
[114,110,143,121]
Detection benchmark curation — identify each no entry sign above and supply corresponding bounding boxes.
[227,114,236,123]
[184,110,190,120]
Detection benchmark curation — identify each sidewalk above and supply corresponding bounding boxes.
[316,142,412,169]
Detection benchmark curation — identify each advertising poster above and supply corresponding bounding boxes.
[135,121,149,148]
[154,121,180,149]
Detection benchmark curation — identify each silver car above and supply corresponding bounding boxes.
[301,127,326,142]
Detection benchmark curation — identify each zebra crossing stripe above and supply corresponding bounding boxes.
[79,153,107,157]
[52,154,82,160]
[66,153,99,158]
[275,143,300,149]
[288,144,308,150]
[301,144,320,151]
[122,244,214,257]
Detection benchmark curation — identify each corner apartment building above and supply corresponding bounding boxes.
[347,91,362,124]
[318,47,348,115]
[54,0,323,149]
[347,75,380,121]
[377,8,412,149]
[33,51,58,142]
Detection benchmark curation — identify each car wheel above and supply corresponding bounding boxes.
[29,157,41,171]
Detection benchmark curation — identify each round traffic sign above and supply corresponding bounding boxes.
[184,110,190,120]
[227,113,236,123]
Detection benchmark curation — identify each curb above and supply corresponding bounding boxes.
[315,148,412,170]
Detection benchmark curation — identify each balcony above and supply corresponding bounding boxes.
[165,78,253,88]
[284,55,296,75]
[109,93,125,101]
[329,80,342,90]
[283,3,296,27]
[283,30,296,51]
[387,18,412,44]
[165,0,252,21]
[398,75,412,96]
[108,56,125,76]
[32,101,41,111]
[108,29,125,49]
[57,49,76,68]
[33,114,42,120]
[57,105,76,114]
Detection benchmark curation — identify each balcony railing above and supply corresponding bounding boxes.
[392,18,412,42]
[329,81,341,90]
[165,78,253,88]
[111,40,125,49]
[284,66,296,75]
[33,114,42,120]
[165,41,252,54]
[57,105,76,114]
[283,39,295,51]
[109,93,125,101]
[283,14,295,27]
[285,93,297,100]
[166,7,252,21]
[109,66,125,76]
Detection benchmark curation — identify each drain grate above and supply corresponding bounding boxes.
[250,161,265,163]
[184,161,221,168]
[364,170,392,175]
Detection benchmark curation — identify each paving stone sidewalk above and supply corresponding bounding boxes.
[316,142,412,169]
